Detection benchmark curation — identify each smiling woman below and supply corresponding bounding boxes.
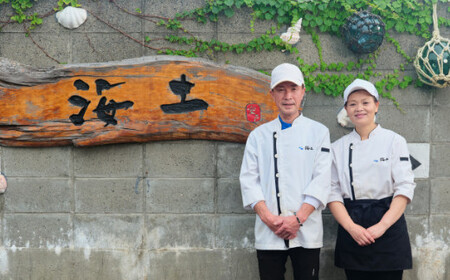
[327,78,416,280]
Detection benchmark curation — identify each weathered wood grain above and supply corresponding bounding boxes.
[0,56,276,147]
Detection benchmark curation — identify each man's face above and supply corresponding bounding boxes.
[270,81,305,122]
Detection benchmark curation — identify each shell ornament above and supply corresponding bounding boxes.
[56,6,87,29]
[280,18,302,45]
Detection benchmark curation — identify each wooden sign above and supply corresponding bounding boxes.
[0,56,276,147]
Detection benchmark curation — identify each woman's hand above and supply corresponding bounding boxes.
[348,223,375,246]
[367,222,388,240]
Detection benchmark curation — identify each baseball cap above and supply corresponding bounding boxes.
[343,78,379,103]
[270,63,304,90]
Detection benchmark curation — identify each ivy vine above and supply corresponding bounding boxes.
[0,0,449,108]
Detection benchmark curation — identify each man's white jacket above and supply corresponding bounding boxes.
[240,115,331,250]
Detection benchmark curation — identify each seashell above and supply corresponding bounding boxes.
[281,18,302,45]
[337,107,354,128]
[56,6,87,29]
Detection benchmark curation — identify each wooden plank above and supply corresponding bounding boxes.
[0,56,276,147]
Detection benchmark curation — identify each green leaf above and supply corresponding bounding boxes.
[224,8,234,17]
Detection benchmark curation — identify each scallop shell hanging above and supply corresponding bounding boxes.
[280,18,302,45]
[56,6,87,29]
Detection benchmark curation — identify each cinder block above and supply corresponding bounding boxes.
[217,142,244,178]
[430,179,450,214]
[406,179,430,215]
[0,32,71,67]
[5,178,72,213]
[146,178,214,213]
[430,215,450,244]
[320,33,355,65]
[305,92,345,107]
[4,214,72,248]
[142,32,216,59]
[74,144,143,177]
[377,71,433,106]
[147,249,232,280]
[431,144,450,177]
[216,215,255,249]
[3,248,136,280]
[143,0,215,33]
[375,32,425,71]
[434,87,450,106]
[71,33,143,64]
[75,178,143,213]
[432,106,450,142]
[74,214,144,249]
[320,248,346,280]
[145,140,216,178]
[217,178,251,214]
[322,214,338,249]
[302,105,349,142]
[406,215,428,248]
[69,249,149,280]
[376,106,430,143]
[227,248,259,280]
[3,146,71,177]
[77,0,142,33]
[145,214,214,249]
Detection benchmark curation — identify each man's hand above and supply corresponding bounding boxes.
[253,201,284,233]
[274,216,300,240]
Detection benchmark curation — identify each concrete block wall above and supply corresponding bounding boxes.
[0,1,449,279]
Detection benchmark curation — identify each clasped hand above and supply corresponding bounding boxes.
[266,215,300,240]
[348,222,388,246]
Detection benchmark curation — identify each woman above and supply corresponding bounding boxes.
[328,79,415,280]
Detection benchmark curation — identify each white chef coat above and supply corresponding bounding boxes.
[328,125,415,203]
[240,115,331,250]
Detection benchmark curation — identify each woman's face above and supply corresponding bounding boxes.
[345,90,379,128]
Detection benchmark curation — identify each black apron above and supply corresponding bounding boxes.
[335,143,412,271]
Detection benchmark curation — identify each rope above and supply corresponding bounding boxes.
[432,3,439,38]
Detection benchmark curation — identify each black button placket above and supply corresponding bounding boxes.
[349,143,356,200]
[273,131,289,248]
[273,132,282,215]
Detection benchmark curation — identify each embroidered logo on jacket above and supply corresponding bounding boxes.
[374,157,389,162]
[299,146,314,151]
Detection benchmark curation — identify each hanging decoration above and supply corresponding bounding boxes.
[280,18,303,45]
[341,9,385,54]
[56,6,87,29]
[414,3,449,88]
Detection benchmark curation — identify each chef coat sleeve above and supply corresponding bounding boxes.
[240,132,266,210]
[328,146,344,204]
[391,135,415,202]
[302,129,332,210]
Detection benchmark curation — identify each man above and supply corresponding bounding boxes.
[240,63,331,280]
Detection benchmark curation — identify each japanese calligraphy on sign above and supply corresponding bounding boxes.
[68,79,133,126]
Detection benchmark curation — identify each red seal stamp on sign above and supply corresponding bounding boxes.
[246,103,261,122]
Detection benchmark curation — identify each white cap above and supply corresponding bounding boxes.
[270,63,304,89]
[343,78,379,103]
